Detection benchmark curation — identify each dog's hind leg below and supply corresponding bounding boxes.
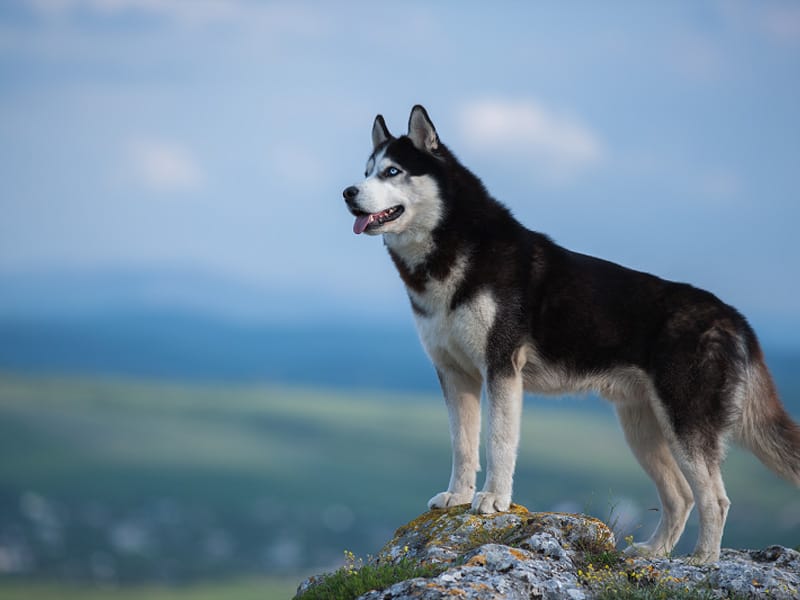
[671,442,730,563]
[651,316,741,562]
[428,366,483,510]
[617,400,694,557]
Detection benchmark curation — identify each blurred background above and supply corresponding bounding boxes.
[1,1,799,598]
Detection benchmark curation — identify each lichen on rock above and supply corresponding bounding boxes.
[375,504,613,569]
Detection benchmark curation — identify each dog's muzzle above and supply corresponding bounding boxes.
[343,186,360,210]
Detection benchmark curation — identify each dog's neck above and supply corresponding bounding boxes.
[383,230,435,271]
[384,227,463,296]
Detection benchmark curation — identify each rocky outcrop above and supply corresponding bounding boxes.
[296,505,800,599]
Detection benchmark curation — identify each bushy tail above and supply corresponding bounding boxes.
[736,353,800,486]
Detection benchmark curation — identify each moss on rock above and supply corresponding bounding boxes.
[376,504,616,568]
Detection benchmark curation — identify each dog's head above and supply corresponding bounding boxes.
[343,105,445,241]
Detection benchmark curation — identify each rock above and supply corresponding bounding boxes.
[295,505,800,600]
[375,504,614,568]
[636,546,800,599]
[360,543,586,600]
[360,506,611,600]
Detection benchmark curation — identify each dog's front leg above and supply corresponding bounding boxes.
[428,366,483,510]
[472,371,523,514]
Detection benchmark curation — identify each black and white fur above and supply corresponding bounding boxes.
[342,105,800,562]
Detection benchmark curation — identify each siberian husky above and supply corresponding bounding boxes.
[342,105,800,562]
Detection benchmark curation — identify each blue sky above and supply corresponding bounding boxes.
[1,1,799,341]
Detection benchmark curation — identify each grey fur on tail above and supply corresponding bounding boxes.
[737,351,800,485]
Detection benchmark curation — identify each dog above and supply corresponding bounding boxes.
[342,105,800,562]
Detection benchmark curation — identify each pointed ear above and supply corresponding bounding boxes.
[372,115,392,150]
[407,105,439,153]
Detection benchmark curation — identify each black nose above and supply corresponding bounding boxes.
[343,186,360,208]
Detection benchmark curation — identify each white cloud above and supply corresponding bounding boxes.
[760,4,800,45]
[29,0,247,27]
[457,98,604,182]
[717,1,800,47]
[667,33,725,82]
[26,0,329,37]
[698,168,743,202]
[127,138,205,193]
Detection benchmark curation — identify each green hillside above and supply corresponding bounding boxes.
[0,372,797,594]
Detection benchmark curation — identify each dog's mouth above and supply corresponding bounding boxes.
[352,205,405,235]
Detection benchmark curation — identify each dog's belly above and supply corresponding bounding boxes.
[412,290,497,381]
[521,346,655,405]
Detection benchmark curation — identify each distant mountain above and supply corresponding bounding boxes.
[0,268,798,413]
[0,266,344,322]
[0,267,436,391]
[0,310,438,392]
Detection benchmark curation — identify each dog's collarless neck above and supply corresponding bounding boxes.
[385,238,461,294]
[386,246,428,293]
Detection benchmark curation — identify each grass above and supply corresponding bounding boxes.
[294,552,448,600]
[578,562,719,600]
[577,547,624,572]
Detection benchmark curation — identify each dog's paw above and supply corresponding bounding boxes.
[427,491,472,510]
[471,491,511,514]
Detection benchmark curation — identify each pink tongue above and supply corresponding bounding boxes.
[353,214,372,235]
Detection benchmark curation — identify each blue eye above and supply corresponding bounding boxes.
[383,166,401,178]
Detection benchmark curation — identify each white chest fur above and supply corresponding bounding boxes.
[408,256,497,380]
